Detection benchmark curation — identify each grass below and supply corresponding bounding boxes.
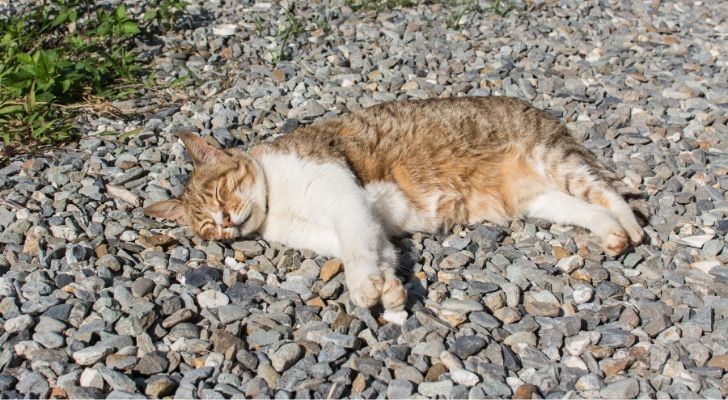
[446,0,510,28]
[0,0,186,152]
[271,7,306,65]
[344,0,417,12]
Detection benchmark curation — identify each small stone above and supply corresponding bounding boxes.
[425,364,448,382]
[418,380,453,397]
[675,234,714,248]
[454,335,487,358]
[451,368,480,386]
[524,291,561,317]
[162,309,194,328]
[320,259,343,282]
[515,383,540,399]
[441,298,484,313]
[131,278,154,297]
[707,355,728,370]
[504,331,537,347]
[289,100,326,119]
[217,304,248,324]
[494,307,521,324]
[145,375,176,398]
[557,255,584,273]
[439,252,471,269]
[197,290,229,308]
[73,345,113,365]
[383,309,408,325]
[575,374,604,391]
[5,314,34,333]
[387,379,414,398]
[135,352,169,375]
[573,284,594,304]
[80,368,104,389]
[212,23,237,36]
[98,366,137,392]
[271,343,303,372]
[599,377,639,399]
[16,372,50,398]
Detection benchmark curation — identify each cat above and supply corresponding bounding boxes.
[144,96,644,310]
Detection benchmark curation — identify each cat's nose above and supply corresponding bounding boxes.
[221,213,233,227]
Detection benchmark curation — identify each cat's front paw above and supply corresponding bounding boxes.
[603,227,629,257]
[348,273,383,308]
[381,278,407,310]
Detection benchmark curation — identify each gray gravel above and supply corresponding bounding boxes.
[1,0,727,398]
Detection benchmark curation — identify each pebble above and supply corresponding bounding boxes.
[451,368,480,386]
[197,290,230,308]
[524,291,561,317]
[418,380,453,397]
[600,377,640,399]
[453,336,487,358]
[270,343,303,372]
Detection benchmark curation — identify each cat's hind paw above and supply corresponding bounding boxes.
[381,278,407,310]
[349,273,383,309]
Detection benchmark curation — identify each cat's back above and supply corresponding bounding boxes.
[260,96,571,183]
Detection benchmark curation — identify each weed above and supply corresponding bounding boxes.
[0,0,186,148]
[345,0,417,12]
[271,7,305,65]
[446,0,510,28]
[490,0,510,17]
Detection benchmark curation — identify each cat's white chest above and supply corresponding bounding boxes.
[257,153,355,257]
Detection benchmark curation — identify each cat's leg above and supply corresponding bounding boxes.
[377,237,407,310]
[587,187,643,245]
[525,190,629,256]
[329,191,394,309]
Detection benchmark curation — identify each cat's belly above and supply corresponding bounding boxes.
[365,181,441,236]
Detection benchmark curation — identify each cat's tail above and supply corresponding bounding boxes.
[536,140,644,245]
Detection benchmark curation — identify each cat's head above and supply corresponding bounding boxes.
[144,133,267,240]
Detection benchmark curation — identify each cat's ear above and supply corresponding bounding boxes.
[179,132,221,165]
[144,199,189,225]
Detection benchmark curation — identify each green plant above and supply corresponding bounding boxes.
[490,0,510,16]
[345,0,417,12]
[271,7,305,65]
[445,0,510,28]
[0,0,186,148]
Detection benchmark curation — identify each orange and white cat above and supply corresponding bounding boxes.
[145,97,643,310]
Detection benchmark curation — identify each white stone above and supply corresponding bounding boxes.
[573,284,594,304]
[212,24,237,37]
[383,309,408,326]
[197,290,230,308]
[14,340,41,358]
[4,314,33,333]
[439,351,463,370]
[451,368,480,386]
[566,334,591,356]
[80,368,104,389]
[72,345,112,365]
[689,260,720,274]
[676,234,714,248]
[556,255,584,273]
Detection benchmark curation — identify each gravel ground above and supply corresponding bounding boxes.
[1,0,727,398]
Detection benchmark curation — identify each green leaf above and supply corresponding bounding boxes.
[16,53,32,64]
[121,21,140,35]
[143,9,157,22]
[0,104,23,115]
[32,120,55,139]
[115,5,127,19]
